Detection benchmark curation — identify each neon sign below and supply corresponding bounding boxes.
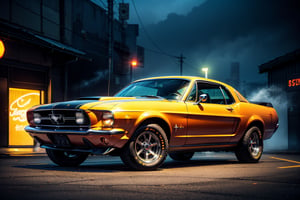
[288,78,300,88]
[9,92,40,122]
[9,88,43,146]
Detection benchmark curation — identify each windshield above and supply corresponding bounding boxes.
[115,79,190,100]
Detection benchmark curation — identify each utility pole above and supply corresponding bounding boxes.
[176,54,186,76]
[107,0,114,96]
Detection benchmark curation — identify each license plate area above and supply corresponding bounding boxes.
[47,134,71,147]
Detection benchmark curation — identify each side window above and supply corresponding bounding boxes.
[220,87,235,104]
[187,83,197,102]
[197,82,234,105]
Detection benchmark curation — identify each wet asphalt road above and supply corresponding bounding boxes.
[0,152,300,200]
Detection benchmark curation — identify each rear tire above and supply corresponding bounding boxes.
[46,149,89,167]
[169,152,194,161]
[235,126,263,163]
[120,124,168,170]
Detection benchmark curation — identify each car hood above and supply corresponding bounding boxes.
[33,97,168,111]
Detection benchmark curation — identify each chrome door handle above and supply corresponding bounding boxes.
[226,107,234,112]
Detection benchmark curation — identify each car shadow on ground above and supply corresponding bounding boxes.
[13,157,239,173]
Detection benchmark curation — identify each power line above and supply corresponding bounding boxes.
[130,0,191,75]
[131,0,176,58]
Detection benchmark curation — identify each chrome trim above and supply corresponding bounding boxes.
[88,129,125,135]
[34,109,90,126]
[25,126,125,135]
[36,124,90,128]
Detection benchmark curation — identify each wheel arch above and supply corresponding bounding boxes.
[245,120,264,138]
[135,117,171,142]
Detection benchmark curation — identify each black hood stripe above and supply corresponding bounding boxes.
[35,100,98,110]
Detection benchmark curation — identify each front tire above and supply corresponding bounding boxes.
[235,126,263,163]
[46,149,89,167]
[120,124,168,170]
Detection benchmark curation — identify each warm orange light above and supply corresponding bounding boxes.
[9,88,44,146]
[0,39,5,59]
[131,60,138,67]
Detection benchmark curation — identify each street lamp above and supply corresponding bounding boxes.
[130,59,138,82]
[202,67,208,79]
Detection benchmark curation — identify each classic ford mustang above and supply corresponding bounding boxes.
[25,76,279,170]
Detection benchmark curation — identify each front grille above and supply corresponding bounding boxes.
[34,109,90,130]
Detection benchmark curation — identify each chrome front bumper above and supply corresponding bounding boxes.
[24,126,125,135]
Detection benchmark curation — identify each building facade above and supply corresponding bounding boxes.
[259,49,300,150]
[0,0,142,147]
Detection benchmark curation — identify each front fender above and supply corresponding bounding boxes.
[133,111,172,135]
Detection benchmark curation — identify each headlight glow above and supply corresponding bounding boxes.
[102,111,114,127]
[33,113,41,124]
[90,110,114,127]
[75,112,85,124]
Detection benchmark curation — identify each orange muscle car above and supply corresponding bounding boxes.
[25,76,279,170]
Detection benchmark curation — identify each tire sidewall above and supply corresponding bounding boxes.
[123,124,168,170]
[246,127,263,160]
[236,126,263,162]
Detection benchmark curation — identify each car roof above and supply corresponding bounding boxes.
[135,76,233,89]
[128,76,248,103]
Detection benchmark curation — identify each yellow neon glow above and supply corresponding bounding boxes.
[176,134,236,138]
[0,39,5,59]
[9,88,44,146]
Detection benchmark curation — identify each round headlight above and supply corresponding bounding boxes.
[75,112,85,124]
[33,113,41,124]
[102,111,114,127]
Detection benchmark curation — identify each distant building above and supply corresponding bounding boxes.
[259,49,300,150]
[230,62,240,90]
[0,0,143,147]
[226,62,240,91]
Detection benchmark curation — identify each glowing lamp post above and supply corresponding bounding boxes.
[0,39,5,59]
[202,67,208,79]
[130,59,138,82]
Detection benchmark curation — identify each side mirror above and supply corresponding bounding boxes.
[194,94,208,105]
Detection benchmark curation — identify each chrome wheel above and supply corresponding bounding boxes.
[248,131,261,157]
[135,131,162,164]
[120,124,168,170]
[235,126,263,163]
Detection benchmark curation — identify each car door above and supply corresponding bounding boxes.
[185,81,240,145]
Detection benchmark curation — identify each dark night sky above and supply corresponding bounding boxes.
[127,0,300,85]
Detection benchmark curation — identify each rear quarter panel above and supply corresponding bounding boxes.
[231,102,278,143]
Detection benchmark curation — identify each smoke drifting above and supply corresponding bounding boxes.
[249,87,288,151]
[80,70,109,88]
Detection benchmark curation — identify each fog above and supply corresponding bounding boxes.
[249,87,288,151]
